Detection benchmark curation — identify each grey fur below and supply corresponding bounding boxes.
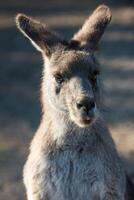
[16,5,129,200]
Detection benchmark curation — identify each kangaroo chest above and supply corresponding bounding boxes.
[37,147,124,200]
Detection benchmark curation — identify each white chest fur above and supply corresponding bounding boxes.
[25,146,124,200]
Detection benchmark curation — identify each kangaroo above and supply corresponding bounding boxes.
[16,5,134,200]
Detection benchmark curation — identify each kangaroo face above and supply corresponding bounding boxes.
[45,49,100,127]
[16,5,111,127]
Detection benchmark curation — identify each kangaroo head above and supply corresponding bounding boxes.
[16,5,111,128]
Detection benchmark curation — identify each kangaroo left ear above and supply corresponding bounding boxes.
[72,5,112,51]
[16,14,67,57]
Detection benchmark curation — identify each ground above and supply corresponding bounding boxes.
[0,1,134,199]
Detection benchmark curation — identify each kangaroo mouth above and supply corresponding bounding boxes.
[77,113,94,127]
[79,115,92,124]
[70,110,95,128]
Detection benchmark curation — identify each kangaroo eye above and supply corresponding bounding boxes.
[91,69,100,84]
[54,74,64,84]
[93,69,100,76]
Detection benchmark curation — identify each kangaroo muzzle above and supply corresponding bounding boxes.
[67,77,96,127]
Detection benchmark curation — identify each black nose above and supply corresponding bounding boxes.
[76,98,95,113]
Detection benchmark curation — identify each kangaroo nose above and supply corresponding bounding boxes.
[76,98,95,113]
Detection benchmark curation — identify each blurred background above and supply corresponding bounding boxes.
[0,0,134,199]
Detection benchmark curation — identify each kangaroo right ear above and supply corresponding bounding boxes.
[72,5,112,51]
[16,14,67,57]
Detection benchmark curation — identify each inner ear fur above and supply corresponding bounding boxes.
[16,14,68,57]
[72,5,112,51]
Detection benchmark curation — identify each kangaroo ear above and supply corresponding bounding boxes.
[72,5,112,51]
[16,14,67,57]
